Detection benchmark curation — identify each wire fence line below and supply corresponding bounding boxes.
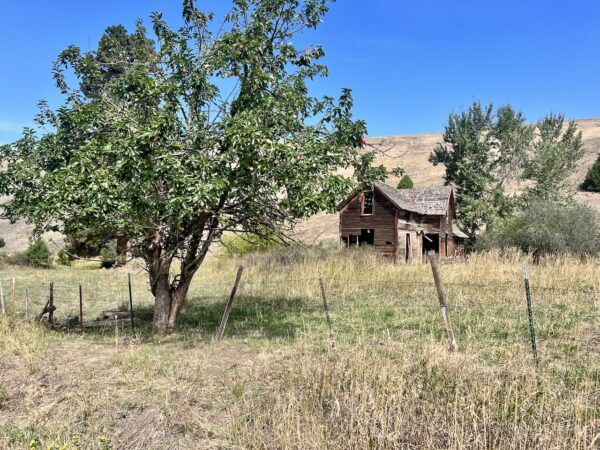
[1,272,599,373]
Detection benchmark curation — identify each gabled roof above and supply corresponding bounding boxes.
[337,182,454,216]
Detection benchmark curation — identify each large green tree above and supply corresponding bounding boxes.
[0,0,383,330]
[429,102,531,237]
[430,102,583,239]
[521,113,584,200]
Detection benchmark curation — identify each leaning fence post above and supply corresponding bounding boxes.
[79,280,84,330]
[318,273,335,347]
[0,281,4,315]
[523,262,539,366]
[216,266,244,342]
[128,273,136,335]
[428,251,458,352]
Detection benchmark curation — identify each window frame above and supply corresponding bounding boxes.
[360,190,374,216]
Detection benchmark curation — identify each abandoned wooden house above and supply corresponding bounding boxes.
[337,181,468,262]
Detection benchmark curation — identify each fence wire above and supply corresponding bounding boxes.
[1,274,599,376]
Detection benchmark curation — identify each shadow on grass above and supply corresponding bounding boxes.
[176,294,321,339]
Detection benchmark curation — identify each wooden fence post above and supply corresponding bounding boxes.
[79,280,84,330]
[48,282,55,324]
[318,273,335,347]
[523,262,539,366]
[128,273,136,335]
[216,266,244,342]
[0,281,4,315]
[428,251,458,352]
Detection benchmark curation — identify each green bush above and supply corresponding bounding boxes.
[100,241,117,269]
[397,175,414,189]
[221,232,279,257]
[0,237,5,250]
[477,200,600,258]
[581,154,600,192]
[57,249,71,266]
[24,239,53,268]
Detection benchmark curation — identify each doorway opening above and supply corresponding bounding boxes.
[359,229,374,246]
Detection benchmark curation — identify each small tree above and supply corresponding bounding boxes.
[0,238,5,250]
[477,200,600,259]
[0,0,384,331]
[396,175,414,189]
[581,153,600,192]
[25,239,53,268]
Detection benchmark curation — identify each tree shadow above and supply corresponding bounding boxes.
[176,294,321,339]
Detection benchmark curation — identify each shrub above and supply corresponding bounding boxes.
[581,153,600,192]
[397,175,414,189]
[221,232,279,257]
[24,239,53,268]
[477,200,600,258]
[56,249,71,266]
[100,241,117,269]
[0,237,5,250]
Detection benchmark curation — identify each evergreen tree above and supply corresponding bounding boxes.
[581,153,600,192]
[397,175,414,189]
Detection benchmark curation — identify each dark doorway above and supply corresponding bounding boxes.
[422,233,439,255]
[405,233,411,262]
[359,229,374,246]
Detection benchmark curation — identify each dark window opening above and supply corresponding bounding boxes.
[422,233,439,255]
[405,233,411,262]
[359,229,374,245]
[362,191,374,215]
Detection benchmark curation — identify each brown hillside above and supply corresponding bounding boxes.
[297,118,600,245]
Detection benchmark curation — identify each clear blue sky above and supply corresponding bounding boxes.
[1,0,600,144]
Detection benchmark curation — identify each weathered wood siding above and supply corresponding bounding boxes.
[340,190,396,257]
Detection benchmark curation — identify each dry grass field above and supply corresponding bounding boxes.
[1,249,599,449]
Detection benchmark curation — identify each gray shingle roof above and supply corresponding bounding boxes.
[374,182,453,215]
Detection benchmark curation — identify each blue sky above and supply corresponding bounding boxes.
[1,0,600,144]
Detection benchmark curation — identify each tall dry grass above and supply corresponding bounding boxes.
[0,249,599,449]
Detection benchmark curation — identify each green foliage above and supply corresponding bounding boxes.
[0,1,382,329]
[522,114,584,200]
[0,237,5,249]
[430,101,583,238]
[477,200,600,258]
[396,175,414,189]
[581,153,600,192]
[221,233,279,256]
[24,239,52,268]
[56,249,71,266]
[99,241,118,269]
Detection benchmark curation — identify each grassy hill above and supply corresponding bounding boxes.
[297,118,600,245]
[2,119,599,252]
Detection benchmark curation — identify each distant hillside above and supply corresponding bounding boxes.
[297,118,600,245]
[1,119,599,253]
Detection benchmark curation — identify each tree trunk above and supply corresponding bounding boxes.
[115,234,128,267]
[153,274,172,331]
[167,278,192,328]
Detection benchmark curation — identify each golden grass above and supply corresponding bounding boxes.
[0,250,599,449]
